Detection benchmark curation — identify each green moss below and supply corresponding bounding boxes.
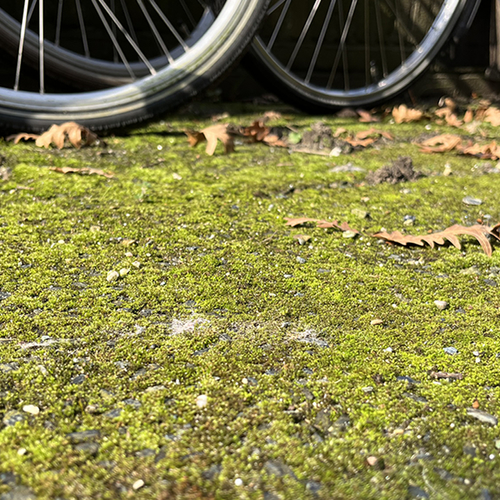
[1,109,500,499]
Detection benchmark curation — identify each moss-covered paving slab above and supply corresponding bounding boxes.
[1,106,500,499]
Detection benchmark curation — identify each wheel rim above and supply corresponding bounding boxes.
[0,0,260,120]
[253,0,465,105]
[0,0,219,92]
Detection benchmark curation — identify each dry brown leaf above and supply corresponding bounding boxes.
[185,124,235,155]
[285,217,359,234]
[355,128,394,140]
[241,121,271,142]
[464,109,474,123]
[484,107,500,126]
[344,137,376,147]
[333,127,347,137]
[419,133,463,153]
[373,224,494,257]
[49,166,114,178]
[460,141,500,160]
[8,122,98,149]
[357,109,380,123]
[435,108,463,128]
[392,105,424,123]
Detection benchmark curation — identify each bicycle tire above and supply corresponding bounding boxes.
[247,0,471,111]
[0,4,215,89]
[0,0,269,132]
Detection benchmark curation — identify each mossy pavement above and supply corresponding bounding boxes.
[0,104,500,499]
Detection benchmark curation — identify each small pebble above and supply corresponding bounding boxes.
[443,347,458,355]
[196,395,208,409]
[296,256,306,264]
[107,270,119,282]
[119,268,130,277]
[22,405,39,416]
[132,480,145,490]
[234,478,243,487]
[434,300,449,310]
[370,319,383,326]
[342,230,357,239]
[462,196,482,206]
[467,407,498,426]
[17,448,27,456]
[132,261,141,268]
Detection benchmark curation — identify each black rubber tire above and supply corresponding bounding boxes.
[245,0,474,112]
[0,0,269,132]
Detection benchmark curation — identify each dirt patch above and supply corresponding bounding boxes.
[365,156,424,185]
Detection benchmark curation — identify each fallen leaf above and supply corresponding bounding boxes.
[464,109,474,123]
[392,105,424,123]
[8,122,98,149]
[285,217,359,234]
[373,224,494,257]
[355,128,394,141]
[241,120,270,142]
[185,124,235,155]
[419,134,463,153]
[49,167,114,178]
[357,109,380,123]
[484,107,500,126]
[344,137,376,147]
[472,399,480,409]
[333,127,347,137]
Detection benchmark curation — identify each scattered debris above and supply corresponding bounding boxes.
[373,224,498,257]
[8,122,98,149]
[285,217,359,235]
[185,123,237,155]
[366,157,424,185]
[49,166,114,178]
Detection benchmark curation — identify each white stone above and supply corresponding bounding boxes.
[22,405,40,415]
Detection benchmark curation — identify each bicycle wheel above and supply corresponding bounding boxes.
[248,0,471,110]
[0,0,268,131]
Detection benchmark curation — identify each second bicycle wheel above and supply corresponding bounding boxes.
[249,0,470,110]
[0,0,268,131]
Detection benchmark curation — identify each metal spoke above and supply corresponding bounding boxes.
[374,0,388,78]
[267,0,287,17]
[111,0,118,62]
[327,0,358,89]
[39,0,44,93]
[94,0,157,74]
[148,0,190,53]
[394,1,406,65]
[382,0,420,47]
[119,0,139,45]
[364,0,370,86]
[90,0,136,77]
[178,0,197,28]
[136,0,174,64]
[266,0,291,51]
[305,0,337,83]
[75,0,90,58]
[286,0,322,70]
[27,0,38,23]
[14,0,30,91]
[55,0,64,46]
